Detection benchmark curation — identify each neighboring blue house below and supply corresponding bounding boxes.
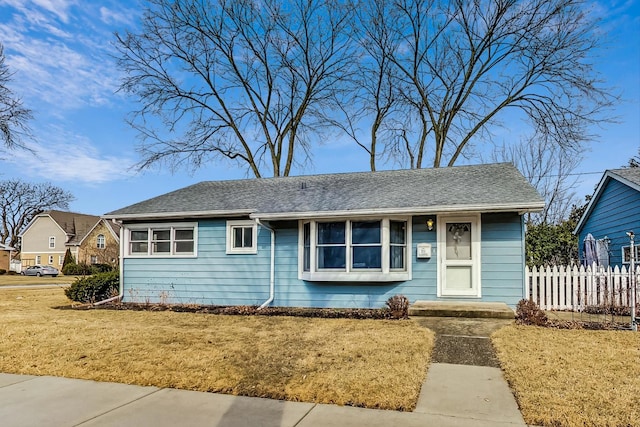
[104,163,543,309]
[575,168,640,267]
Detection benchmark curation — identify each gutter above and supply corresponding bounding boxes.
[93,219,124,306]
[255,218,275,310]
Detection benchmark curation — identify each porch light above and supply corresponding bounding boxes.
[426,218,434,231]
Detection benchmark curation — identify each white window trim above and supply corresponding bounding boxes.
[123,222,198,258]
[621,245,640,264]
[226,220,258,254]
[97,234,106,249]
[298,217,412,282]
[49,236,55,249]
[437,214,482,298]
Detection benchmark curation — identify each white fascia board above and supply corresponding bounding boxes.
[102,209,255,222]
[251,203,544,221]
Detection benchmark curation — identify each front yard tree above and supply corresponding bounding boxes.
[0,179,74,248]
[115,0,355,177]
[0,43,32,152]
[355,0,615,169]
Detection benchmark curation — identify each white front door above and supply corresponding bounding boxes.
[438,215,481,297]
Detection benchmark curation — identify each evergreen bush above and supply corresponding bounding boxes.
[64,271,119,303]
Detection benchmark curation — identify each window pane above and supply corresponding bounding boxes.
[390,221,406,244]
[317,246,346,269]
[352,246,381,269]
[303,223,310,272]
[243,227,253,248]
[131,230,148,241]
[153,242,171,253]
[175,229,193,240]
[233,227,244,248]
[352,221,381,244]
[317,222,345,244]
[390,246,405,269]
[131,242,148,254]
[153,229,171,240]
[175,241,194,253]
[446,223,472,260]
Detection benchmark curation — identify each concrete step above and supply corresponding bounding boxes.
[409,300,515,319]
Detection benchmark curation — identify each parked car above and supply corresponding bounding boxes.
[21,265,59,277]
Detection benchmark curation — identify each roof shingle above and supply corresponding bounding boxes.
[106,163,544,219]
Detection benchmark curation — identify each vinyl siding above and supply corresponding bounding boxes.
[578,178,640,266]
[122,220,271,305]
[122,214,525,308]
[480,213,525,306]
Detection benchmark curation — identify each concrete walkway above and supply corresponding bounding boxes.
[0,317,528,427]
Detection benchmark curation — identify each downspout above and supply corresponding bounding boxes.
[255,218,275,310]
[93,219,124,306]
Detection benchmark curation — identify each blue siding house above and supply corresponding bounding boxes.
[575,168,640,267]
[104,163,543,309]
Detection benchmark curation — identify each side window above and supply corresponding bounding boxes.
[125,223,197,257]
[49,236,55,249]
[97,234,105,249]
[226,220,257,254]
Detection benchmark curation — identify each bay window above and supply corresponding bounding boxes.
[300,218,411,281]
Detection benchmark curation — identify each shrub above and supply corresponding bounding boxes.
[62,248,75,268]
[65,271,119,303]
[62,262,94,276]
[386,294,410,319]
[515,299,548,326]
[0,269,6,275]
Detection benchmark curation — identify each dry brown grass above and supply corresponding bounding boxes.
[493,325,640,427]
[0,287,434,411]
[0,274,80,286]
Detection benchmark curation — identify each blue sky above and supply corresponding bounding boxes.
[0,0,638,216]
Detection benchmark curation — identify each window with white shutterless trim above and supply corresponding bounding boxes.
[226,220,257,254]
[299,218,411,281]
[125,223,197,257]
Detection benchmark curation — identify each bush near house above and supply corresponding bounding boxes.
[64,271,119,303]
[62,262,114,276]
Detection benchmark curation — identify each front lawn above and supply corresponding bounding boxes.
[493,325,640,427]
[0,287,434,411]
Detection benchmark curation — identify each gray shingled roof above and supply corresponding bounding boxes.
[105,163,544,220]
[609,168,640,188]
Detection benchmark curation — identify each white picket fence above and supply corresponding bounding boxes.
[526,264,640,311]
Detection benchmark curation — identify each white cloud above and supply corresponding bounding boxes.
[99,6,134,26]
[7,128,135,184]
[0,0,135,110]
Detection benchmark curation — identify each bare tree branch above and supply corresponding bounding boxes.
[0,43,33,154]
[115,0,356,177]
[355,0,616,170]
[0,180,74,248]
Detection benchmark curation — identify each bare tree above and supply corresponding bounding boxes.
[0,43,32,152]
[491,135,581,224]
[356,0,615,169]
[0,180,74,248]
[115,0,356,177]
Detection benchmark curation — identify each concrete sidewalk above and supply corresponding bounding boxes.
[0,317,528,426]
[0,371,526,427]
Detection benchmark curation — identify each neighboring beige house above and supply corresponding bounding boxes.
[20,210,102,268]
[0,243,14,272]
[75,219,121,267]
